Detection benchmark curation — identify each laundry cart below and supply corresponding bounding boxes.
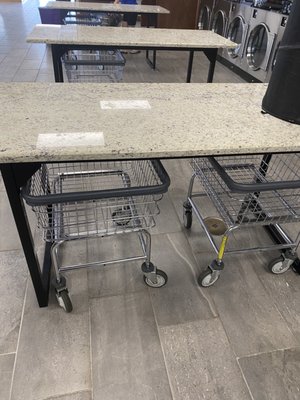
[183,153,300,286]
[63,12,121,27]
[62,50,126,83]
[22,160,170,312]
[62,11,125,83]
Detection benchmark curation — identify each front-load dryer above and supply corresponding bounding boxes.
[266,14,288,81]
[211,0,232,37]
[198,0,215,30]
[241,8,282,82]
[223,2,252,68]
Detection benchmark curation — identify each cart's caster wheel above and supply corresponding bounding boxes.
[292,258,300,274]
[143,269,168,288]
[198,267,220,287]
[112,206,131,226]
[268,256,293,274]
[183,202,192,229]
[56,290,73,313]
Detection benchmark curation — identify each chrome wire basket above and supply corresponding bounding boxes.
[63,12,121,27]
[191,153,300,227]
[22,160,168,242]
[62,50,126,83]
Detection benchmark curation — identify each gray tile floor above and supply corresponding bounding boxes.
[1,1,300,399]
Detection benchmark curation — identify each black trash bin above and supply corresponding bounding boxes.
[262,1,300,124]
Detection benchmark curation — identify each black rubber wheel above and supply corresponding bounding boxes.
[268,256,291,274]
[183,210,192,229]
[58,290,73,313]
[183,202,192,229]
[143,269,168,288]
[198,267,220,287]
[292,258,300,274]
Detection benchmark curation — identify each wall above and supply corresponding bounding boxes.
[142,0,200,29]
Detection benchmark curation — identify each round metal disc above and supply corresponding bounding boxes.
[203,217,227,236]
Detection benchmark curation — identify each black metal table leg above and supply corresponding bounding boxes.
[145,16,150,63]
[1,164,51,307]
[145,14,157,70]
[186,51,194,83]
[152,15,157,70]
[146,48,156,69]
[204,48,218,83]
[51,44,65,83]
[152,49,156,69]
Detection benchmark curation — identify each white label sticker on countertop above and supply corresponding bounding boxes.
[36,132,105,148]
[100,100,151,110]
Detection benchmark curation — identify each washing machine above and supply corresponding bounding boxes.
[223,2,252,67]
[198,0,215,30]
[241,7,282,82]
[211,0,232,37]
[266,14,289,81]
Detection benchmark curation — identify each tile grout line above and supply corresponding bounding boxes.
[166,232,219,318]
[268,301,299,344]
[236,357,255,400]
[11,45,32,82]
[254,268,300,346]
[0,247,24,253]
[237,345,300,360]
[34,46,49,81]
[148,288,175,400]
[203,286,259,400]
[88,287,147,300]
[88,301,94,400]
[0,352,16,357]
[8,278,29,400]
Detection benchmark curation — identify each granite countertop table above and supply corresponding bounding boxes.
[41,1,170,14]
[0,83,299,164]
[27,24,236,49]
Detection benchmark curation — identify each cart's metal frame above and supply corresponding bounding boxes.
[183,154,300,286]
[22,160,170,312]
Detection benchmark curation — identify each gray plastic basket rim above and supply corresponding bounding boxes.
[21,160,170,206]
[207,155,300,193]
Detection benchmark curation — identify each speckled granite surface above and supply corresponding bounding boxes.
[27,25,237,48]
[0,83,299,163]
[43,1,170,14]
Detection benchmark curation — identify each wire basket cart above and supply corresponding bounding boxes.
[62,11,124,83]
[183,153,300,287]
[62,50,126,83]
[22,160,170,312]
[63,11,121,27]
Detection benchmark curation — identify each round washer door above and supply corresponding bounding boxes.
[246,23,275,71]
[271,40,281,71]
[198,6,211,30]
[227,16,246,58]
[212,10,227,37]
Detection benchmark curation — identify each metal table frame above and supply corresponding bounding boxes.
[51,43,218,83]
[1,162,51,307]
